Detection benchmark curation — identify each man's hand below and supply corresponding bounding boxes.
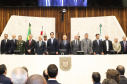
[43,54,45,55]
[47,52,48,55]
[56,52,58,55]
[101,52,104,55]
[90,52,92,55]
[27,50,31,53]
[94,52,96,55]
[35,53,37,55]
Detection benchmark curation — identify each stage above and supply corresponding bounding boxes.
[0,55,127,84]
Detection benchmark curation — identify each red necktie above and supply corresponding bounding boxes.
[29,40,31,45]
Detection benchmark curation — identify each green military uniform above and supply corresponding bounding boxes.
[16,40,25,54]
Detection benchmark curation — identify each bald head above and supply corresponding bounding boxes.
[12,35,16,39]
[105,35,109,40]
[122,36,126,41]
[116,65,125,75]
[26,74,47,84]
[38,35,43,41]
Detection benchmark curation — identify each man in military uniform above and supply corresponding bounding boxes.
[16,35,25,54]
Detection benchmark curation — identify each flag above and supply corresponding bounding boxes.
[40,26,43,35]
[26,23,31,40]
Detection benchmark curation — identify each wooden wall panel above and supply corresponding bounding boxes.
[0,8,127,42]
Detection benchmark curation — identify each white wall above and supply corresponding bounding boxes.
[0,55,127,84]
[0,15,55,41]
[71,16,126,42]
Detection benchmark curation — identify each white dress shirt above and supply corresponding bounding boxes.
[106,40,109,51]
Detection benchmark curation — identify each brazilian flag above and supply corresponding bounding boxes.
[26,23,31,40]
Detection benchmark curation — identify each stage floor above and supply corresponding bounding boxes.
[0,55,127,84]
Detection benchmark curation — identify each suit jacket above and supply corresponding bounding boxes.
[0,75,11,84]
[47,80,60,84]
[119,76,127,84]
[120,41,127,53]
[54,0,67,6]
[102,40,113,54]
[1,39,10,54]
[38,0,54,6]
[81,39,93,54]
[71,40,81,55]
[67,0,84,6]
[93,40,103,54]
[35,41,46,55]
[16,40,26,54]
[59,40,70,54]
[47,38,58,53]
[112,42,121,52]
[25,39,36,54]
[10,39,17,54]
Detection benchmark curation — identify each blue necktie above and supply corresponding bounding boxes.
[98,40,99,46]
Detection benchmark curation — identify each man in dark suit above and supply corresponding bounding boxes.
[16,35,26,54]
[102,35,113,54]
[25,34,36,55]
[67,0,84,6]
[93,34,103,55]
[10,35,17,54]
[92,72,101,84]
[54,0,67,6]
[35,35,46,55]
[38,0,54,6]
[47,32,58,55]
[120,36,127,54]
[71,35,81,55]
[59,35,70,55]
[1,34,10,54]
[116,65,127,84]
[0,64,11,84]
[47,64,60,84]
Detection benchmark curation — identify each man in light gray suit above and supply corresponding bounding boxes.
[81,33,93,54]
[71,35,81,55]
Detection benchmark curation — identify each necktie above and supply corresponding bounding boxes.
[29,40,31,45]
[5,40,7,44]
[76,40,77,46]
[86,39,87,44]
[98,40,99,46]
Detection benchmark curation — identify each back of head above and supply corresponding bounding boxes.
[116,65,125,75]
[47,64,58,78]
[106,69,119,84]
[11,67,27,84]
[102,79,117,84]
[26,74,47,84]
[92,72,101,83]
[0,64,7,75]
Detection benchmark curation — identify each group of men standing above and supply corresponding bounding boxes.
[38,0,87,6]
[1,32,127,55]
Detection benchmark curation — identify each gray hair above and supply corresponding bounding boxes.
[11,67,27,84]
